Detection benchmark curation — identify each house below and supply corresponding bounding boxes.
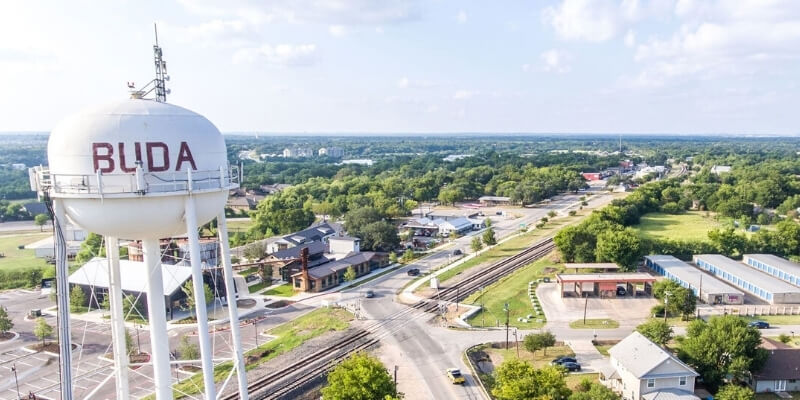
[607,332,699,400]
[259,183,291,194]
[433,217,473,236]
[478,196,512,206]
[266,222,343,253]
[710,165,732,175]
[750,339,800,393]
[226,188,264,211]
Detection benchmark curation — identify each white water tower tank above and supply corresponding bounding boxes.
[46,99,231,238]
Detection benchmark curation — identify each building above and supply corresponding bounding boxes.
[710,165,732,175]
[478,196,512,206]
[645,255,744,305]
[556,273,655,298]
[319,147,344,158]
[743,254,800,287]
[25,223,86,259]
[749,339,800,393]
[564,263,621,273]
[433,217,473,236]
[259,183,291,194]
[282,148,295,158]
[68,258,199,320]
[340,159,373,166]
[266,222,343,253]
[443,154,471,162]
[403,217,439,236]
[226,188,264,211]
[264,241,331,281]
[328,236,360,256]
[425,210,480,221]
[291,251,388,293]
[607,332,700,400]
[582,172,603,181]
[693,255,800,304]
[282,147,313,158]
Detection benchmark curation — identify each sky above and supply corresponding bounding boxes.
[1,0,799,135]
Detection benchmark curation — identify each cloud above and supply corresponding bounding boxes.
[396,77,437,89]
[453,90,478,100]
[541,49,571,73]
[397,77,410,89]
[328,25,347,37]
[232,44,318,66]
[456,10,468,24]
[542,0,620,42]
[624,29,636,47]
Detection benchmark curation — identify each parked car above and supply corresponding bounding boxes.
[561,362,582,372]
[748,320,770,329]
[364,290,374,298]
[407,268,420,276]
[616,287,627,296]
[551,356,577,365]
[452,249,462,256]
[446,368,465,384]
[542,277,551,283]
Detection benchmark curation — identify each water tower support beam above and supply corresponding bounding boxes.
[105,236,130,399]
[53,199,74,400]
[185,197,217,400]
[216,212,249,399]
[143,238,173,400]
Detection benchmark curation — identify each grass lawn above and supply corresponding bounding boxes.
[594,344,613,356]
[159,307,353,399]
[464,252,563,329]
[633,211,721,242]
[263,283,294,297]
[488,344,575,369]
[0,233,53,289]
[247,280,271,294]
[569,319,620,329]
[227,219,253,233]
[741,315,800,325]
[756,393,800,400]
[766,336,800,348]
[238,266,260,276]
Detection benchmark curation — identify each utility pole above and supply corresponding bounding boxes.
[664,291,670,323]
[699,274,703,304]
[504,303,510,350]
[254,320,259,347]
[394,365,398,386]
[12,363,20,400]
[135,323,142,354]
[583,294,589,324]
[514,329,520,357]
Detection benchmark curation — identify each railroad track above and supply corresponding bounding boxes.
[222,236,556,399]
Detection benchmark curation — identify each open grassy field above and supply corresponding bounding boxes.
[486,344,574,369]
[464,251,564,329]
[227,218,253,233]
[633,211,721,242]
[263,283,294,297]
[0,233,52,289]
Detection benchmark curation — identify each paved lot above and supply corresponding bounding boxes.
[537,283,658,326]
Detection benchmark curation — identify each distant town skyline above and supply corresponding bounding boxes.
[2,1,799,135]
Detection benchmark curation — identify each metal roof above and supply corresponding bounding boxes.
[69,257,192,296]
[645,255,743,296]
[609,332,698,380]
[744,254,800,277]
[694,255,800,294]
[556,272,655,283]
[302,252,378,279]
[642,389,700,400]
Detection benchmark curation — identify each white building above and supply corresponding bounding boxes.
[282,148,295,158]
[607,332,699,400]
[433,217,473,236]
[710,165,732,175]
[320,147,344,158]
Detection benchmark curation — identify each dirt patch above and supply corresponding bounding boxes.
[179,365,202,373]
[237,299,257,308]
[265,300,295,309]
[28,342,78,353]
[468,346,495,375]
[543,267,558,274]
[0,331,15,341]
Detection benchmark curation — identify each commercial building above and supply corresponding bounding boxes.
[645,255,744,305]
[477,196,512,206]
[556,273,655,298]
[693,255,800,304]
[433,217,473,236]
[607,332,699,400]
[266,222,343,253]
[291,251,388,293]
[743,254,800,287]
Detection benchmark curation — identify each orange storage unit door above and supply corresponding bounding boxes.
[598,282,617,291]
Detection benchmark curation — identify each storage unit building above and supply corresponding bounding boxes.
[743,254,800,287]
[645,255,744,305]
[693,254,800,304]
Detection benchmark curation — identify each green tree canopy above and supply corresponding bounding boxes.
[635,320,673,346]
[69,285,86,312]
[715,384,755,400]
[321,352,400,400]
[0,306,13,334]
[482,227,497,246]
[492,360,570,400]
[523,331,556,355]
[344,266,357,282]
[34,213,49,231]
[178,336,200,361]
[569,379,620,400]
[595,228,642,271]
[678,315,767,391]
[33,317,53,346]
[182,281,215,318]
[471,236,483,253]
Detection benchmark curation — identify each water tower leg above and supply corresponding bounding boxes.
[52,199,74,400]
[143,238,173,400]
[217,212,249,399]
[185,197,217,399]
[105,236,129,399]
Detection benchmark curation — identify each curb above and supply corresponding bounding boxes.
[463,343,492,399]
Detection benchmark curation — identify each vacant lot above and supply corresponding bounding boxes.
[634,211,722,242]
[0,233,52,289]
[464,251,563,329]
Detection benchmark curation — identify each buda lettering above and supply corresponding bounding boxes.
[92,141,197,173]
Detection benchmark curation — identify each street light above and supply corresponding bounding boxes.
[135,323,142,354]
[504,303,510,350]
[11,363,20,400]
[663,291,671,323]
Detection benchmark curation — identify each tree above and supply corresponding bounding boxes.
[259,264,273,282]
[321,352,400,400]
[523,331,556,355]
[0,306,13,334]
[679,315,768,391]
[471,237,483,253]
[122,294,143,320]
[635,320,673,346]
[482,227,497,246]
[492,360,570,400]
[547,210,557,218]
[178,336,200,361]
[34,213,49,231]
[652,280,696,320]
[569,380,620,400]
[249,191,315,236]
[595,228,642,271]
[360,221,400,251]
[243,242,266,261]
[401,249,414,263]
[715,384,754,400]
[75,232,105,264]
[182,281,215,318]
[125,328,134,355]
[485,218,492,227]
[343,266,357,282]
[69,285,86,312]
[33,317,53,346]
[388,251,398,264]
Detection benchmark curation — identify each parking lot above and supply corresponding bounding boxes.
[537,283,658,325]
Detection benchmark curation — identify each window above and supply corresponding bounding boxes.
[647,379,655,388]
[679,376,687,386]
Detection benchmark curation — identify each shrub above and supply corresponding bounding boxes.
[778,334,791,344]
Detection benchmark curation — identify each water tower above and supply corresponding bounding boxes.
[29,28,249,400]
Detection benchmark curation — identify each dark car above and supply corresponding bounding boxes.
[551,356,577,365]
[407,268,420,276]
[364,290,375,298]
[616,287,627,296]
[452,249,462,256]
[561,362,582,372]
[748,321,769,329]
